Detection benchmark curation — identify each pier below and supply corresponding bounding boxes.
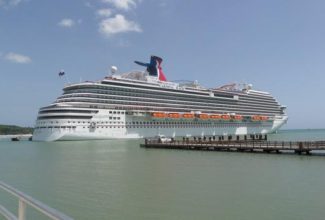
[141,139,325,155]
[0,134,33,142]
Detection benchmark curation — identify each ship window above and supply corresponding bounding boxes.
[109,111,112,114]
[109,117,112,120]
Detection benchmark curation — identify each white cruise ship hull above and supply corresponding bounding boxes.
[33,115,288,142]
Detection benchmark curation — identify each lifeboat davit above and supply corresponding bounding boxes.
[210,114,221,119]
[168,113,180,118]
[198,114,209,119]
[233,115,243,120]
[152,112,166,118]
[183,113,194,118]
[221,114,231,120]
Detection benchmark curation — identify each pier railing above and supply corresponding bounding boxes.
[0,181,73,220]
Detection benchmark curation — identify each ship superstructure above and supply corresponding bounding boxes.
[33,56,287,141]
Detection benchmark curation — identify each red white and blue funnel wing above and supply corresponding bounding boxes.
[134,55,167,81]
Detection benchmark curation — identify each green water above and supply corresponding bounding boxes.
[1,129,325,220]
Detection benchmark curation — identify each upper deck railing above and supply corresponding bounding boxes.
[0,181,73,220]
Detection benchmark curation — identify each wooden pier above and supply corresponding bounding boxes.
[141,139,325,155]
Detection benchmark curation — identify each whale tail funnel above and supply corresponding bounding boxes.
[135,55,167,81]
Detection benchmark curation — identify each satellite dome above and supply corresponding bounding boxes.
[111,66,118,74]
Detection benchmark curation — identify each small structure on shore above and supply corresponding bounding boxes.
[11,137,20,141]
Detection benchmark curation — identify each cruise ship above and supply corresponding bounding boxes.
[33,56,288,141]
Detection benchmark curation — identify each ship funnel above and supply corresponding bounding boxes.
[134,55,167,81]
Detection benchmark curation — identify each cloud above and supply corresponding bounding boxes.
[97,8,112,17]
[58,19,76,28]
[102,0,137,11]
[85,1,93,8]
[99,14,142,37]
[0,0,24,8]
[9,0,22,6]
[4,52,31,64]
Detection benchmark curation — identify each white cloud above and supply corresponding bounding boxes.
[97,8,112,17]
[58,19,76,28]
[99,14,142,37]
[4,52,31,64]
[85,1,93,8]
[9,0,22,6]
[102,0,137,11]
[0,0,24,8]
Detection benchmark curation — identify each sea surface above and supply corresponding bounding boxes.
[1,129,325,220]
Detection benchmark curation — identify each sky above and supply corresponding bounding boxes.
[1,0,325,129]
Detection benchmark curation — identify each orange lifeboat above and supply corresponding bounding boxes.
[199,114,209,119]
[251,115,261,121]
[183,113,194,118]
[221,114,231,120]
[233,115,243,120]
[210,114,221,119]
[168,113,180,118]
[152,112,166,118]
[260,116,269,121]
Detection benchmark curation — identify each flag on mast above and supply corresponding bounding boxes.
[59,70,65,77]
